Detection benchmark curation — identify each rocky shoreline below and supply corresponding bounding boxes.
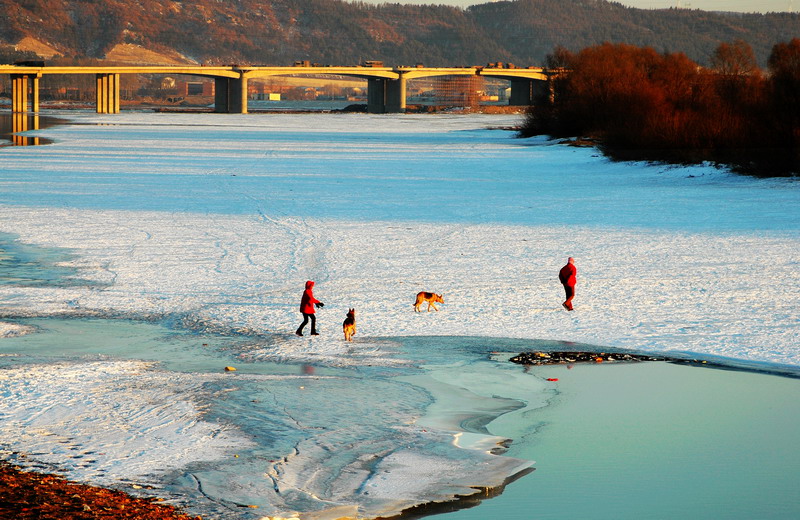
[509,351,670,366]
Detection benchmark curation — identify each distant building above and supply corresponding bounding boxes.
[431,76,483,107]
[249,82,281,101]
[254,93,281,101]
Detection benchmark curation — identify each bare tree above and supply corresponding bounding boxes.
[711,40,759,77]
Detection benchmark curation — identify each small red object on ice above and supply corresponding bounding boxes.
[546,378,559,381]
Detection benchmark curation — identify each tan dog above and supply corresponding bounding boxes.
[414,292,444,312]
[342,308,356,341]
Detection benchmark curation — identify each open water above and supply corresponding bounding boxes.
[0,113,62,146]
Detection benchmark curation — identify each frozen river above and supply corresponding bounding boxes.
[0,111,798,519]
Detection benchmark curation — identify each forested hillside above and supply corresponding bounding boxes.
[471,0,800,67]
[1,0,798,67]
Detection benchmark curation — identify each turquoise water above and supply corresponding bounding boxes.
[0,232,102,288]
[438,362,800,520]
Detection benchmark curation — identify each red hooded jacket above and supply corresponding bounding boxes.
[300,280,321,314]
[559,262,577,287]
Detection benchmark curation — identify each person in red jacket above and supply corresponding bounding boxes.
[558,257,577,311]
[296,280,324,336]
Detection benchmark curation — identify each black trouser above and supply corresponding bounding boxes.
[296,312,316,335]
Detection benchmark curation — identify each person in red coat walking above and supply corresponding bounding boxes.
[558,257,577,311]
[296,280,324,336]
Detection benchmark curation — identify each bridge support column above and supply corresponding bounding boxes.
[214,76,248,114]
[367,78,386,113]
[96,73,120,114]
[367,77,406,113]
[11,75,27,113]
[508,79,549,106]
[385,76,406,113]
[508,79,535,106]
[30,75,40,113]
[11,74,40,113]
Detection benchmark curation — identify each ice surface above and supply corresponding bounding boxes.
[0,320,34,337]
[0,111,798,518]
[0,112,797,367]
[0,321,540,519]
[0,359,251,485]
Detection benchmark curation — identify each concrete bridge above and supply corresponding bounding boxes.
[0,64,551,114]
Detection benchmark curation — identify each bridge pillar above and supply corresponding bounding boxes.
[367,77,406,113]
[385,76,406,113]
[508,78,549,106]
[31,75,39,113]
[367,78,386,113]
[508,79,535,106]
[214,76,248,114]
[11,75,26,113]
[96,73,120,114]
[11,74,40,113]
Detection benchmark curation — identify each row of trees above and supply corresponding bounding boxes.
[520,39,800,176]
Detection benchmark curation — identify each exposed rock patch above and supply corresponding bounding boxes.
[510,351,668,366]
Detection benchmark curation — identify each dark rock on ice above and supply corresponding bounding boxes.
[509,351,668,365]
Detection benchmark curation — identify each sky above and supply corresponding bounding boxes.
[354,1,794,14]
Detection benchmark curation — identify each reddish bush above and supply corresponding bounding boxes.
[521,40,798,176]
[768,38,800,148]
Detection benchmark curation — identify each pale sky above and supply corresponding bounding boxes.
[354,1,794,14]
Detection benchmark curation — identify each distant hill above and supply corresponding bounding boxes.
[470,1,800,67]
[1,0,798,67]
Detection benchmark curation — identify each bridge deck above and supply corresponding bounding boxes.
[0,65,546,81]
[1,65,550,114]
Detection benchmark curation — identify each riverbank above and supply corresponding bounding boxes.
[0,462,197,520]
[519,42,800,178]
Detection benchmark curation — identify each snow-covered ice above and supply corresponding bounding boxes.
[0,320,34,337]
[0,111,798,518]
[1,112,797,366]
[0,359,251,484]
